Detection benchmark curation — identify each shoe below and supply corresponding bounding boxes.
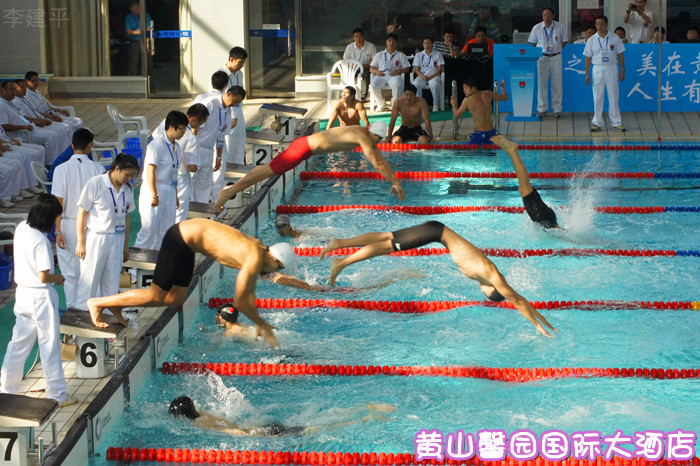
[433,106,440,112]
[0,200,14,208]
[59,396,78,407]
[31,186,45,194]
[10,195,23,202]
[19,189,33,198]
[554,112,562,118]
[591,124,602,132]
[538,111,546,118]
[613,125,626,132]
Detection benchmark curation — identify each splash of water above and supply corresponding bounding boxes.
[560,150,609,238]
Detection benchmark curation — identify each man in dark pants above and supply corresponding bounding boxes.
[125,1,152,75]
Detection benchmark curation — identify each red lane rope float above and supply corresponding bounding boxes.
[208,297,700,312]
[291,246,696,258]
[275,205,683,215]
[160,361,699,381]
[105,446,700,465]
[300,170,700,180]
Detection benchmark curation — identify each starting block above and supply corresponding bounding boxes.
[60,309,126,379]
[246,129,285,165]
[0,394,57,466]
[258,104,307,142]
[123,247,158,288]
[187,201,221,219]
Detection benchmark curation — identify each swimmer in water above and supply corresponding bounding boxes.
[320,221,557,337]
[213,122,405,210]
[275,214,302,239]
[169,396,395,436]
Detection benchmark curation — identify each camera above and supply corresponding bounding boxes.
[630,4,637,9]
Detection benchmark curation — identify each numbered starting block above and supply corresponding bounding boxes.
[60,309,126,379]
[187,201,221,219]
[259,104,307,142]
[123,247,158,288]
[245,129,285,165]
[0,394,57,466]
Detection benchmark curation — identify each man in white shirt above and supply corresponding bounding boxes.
[12,80,72,152]
[0,125,45,196]
[624,0,654,44]
[412,37,445,112]
[584,15,626,132]
[0,81,62,164]
[52,129,106,309]
[528,7,569,118]
[24,71,82,131]
[369,33,410,112]
[151,103,209,223]
[343,28,377,100]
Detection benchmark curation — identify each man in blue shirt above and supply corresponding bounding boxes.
[125,1,152,75]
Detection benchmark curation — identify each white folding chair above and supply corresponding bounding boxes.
[410,71,446,111]
[106,104,151,153]
[369,74,395,113]
[50,104,76,118]
[31,161,51,192]
[92,141,121,167]
[326,59,363,111]
[6,129,33,144]
[0,213,27,248]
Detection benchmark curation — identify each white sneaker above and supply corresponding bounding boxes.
[0,200,14,208]
[433,106,440,112]
[19,189,33,198]
[31,186,45,194]
[59,395,78,407]
[10,195,23,202]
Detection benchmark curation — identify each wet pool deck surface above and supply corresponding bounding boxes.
[0,97,697,460]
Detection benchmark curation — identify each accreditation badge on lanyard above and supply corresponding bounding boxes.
[164,136,179,186]
[598,35,610,62]
[544,25,554,52]
[109,188,126,233]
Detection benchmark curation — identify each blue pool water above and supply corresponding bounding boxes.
[97,148,699,461]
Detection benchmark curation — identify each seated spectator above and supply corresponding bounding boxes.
[574,26,596,44]
[13,80,72,152]
[369,33,410,112]
[388,84,433,144]
[615,26,629,43]
[327,86,370,129]
[0,124,45,193]
[412,37,445,112]
[24,72,83,131]
[649,26,669,44]
[433,28,462,59]
[459,27,495,57]
[686,27,699,43]
[343,28,377,100]
[0,145,29,206]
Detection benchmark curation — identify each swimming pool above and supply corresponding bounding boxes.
[94,146,698,464]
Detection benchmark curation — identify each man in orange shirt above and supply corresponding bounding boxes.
[459,27,494,57]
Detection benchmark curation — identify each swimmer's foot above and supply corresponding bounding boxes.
[320,238,341,259]
[492,135,518,153]
[111,308,129,327]
[328,258,344,286]
[88,299,109,328]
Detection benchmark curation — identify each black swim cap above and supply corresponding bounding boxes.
[217,304,239,324]
[169,396,200,420]
[487,289,506,302]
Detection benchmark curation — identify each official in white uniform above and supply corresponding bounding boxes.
[218,46,248,172]
[584,16,626,132]
[0,125,46,192]
[623,0,654,43]
[0,194,73,405]
[134,111,189,250]
[52,129,105,309]
[75,154,139,315]
[152,104,209,223]
[13,81,72,155]
[412,37,445,112]
[343,28,377,99]
[25,71,83,131]
[369,33,411,111]
[528,7,568,117]
[0,152,24,205]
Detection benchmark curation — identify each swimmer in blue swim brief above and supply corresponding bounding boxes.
[451,77,508,144]
[320,221,558,337]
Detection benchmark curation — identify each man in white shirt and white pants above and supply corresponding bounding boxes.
[369,33,410,112]
[52,129,105,309]
[624,0,654,43]
[528,7,568,118]
[24,71,83,131]
[344,28,377,100]
[412,37,445,112]
[584,15,626,132]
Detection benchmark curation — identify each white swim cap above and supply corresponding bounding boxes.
[268,243,296,271]
[368,120,388,139]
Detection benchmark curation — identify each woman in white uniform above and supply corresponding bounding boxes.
[75,154,139,320]
[134,111,189,250]
[0,194,75,406]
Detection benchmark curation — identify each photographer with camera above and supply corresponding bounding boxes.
[624,0,654,43]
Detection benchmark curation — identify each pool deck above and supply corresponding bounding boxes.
[0,97,698,461]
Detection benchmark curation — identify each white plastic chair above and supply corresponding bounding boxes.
[0,213,27,248]
[106,104,151,153]
[369,74,396,113]
[410,71,446,111]
[326,59,363,111]
[31,161,51,192]
[6,129,33,144]
[50,105,76,118]
[92,141,122,167]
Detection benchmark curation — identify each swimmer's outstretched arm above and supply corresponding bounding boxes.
[267,272,340,292]
[359,141,405,200]
[235,261,278,348]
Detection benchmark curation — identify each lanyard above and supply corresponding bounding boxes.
[163,136,179,169]
[20,99,40,118]
[597,34,609,52]
[385,51,396,69]
[543,25,554,42]
[108,187,125,215]
[421,51,434,67]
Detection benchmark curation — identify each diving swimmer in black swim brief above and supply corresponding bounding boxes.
[390,220,446,251]
[522,188,558,229]
[152,224,196,290]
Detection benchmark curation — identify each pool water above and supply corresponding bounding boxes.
[96,147,699,462]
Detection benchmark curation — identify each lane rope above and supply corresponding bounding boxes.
[276,205,699,215]
[208,298,700,312]
[105,446,700,464]
[291,246,700,258]
[160,361,699,381]
[365,142,698,151]
[300,170,700,180]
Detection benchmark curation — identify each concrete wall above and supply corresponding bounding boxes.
[191,0,246,94]
[0,0,43,73]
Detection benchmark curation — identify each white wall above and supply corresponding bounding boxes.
[0,0,43,73]
[191,0,247,94]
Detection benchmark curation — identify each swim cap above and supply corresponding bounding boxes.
[169,396,200,420]
[217,304,239,324]
[269,243,296,271]
[275,214,291,226]
[368,120,388,139]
